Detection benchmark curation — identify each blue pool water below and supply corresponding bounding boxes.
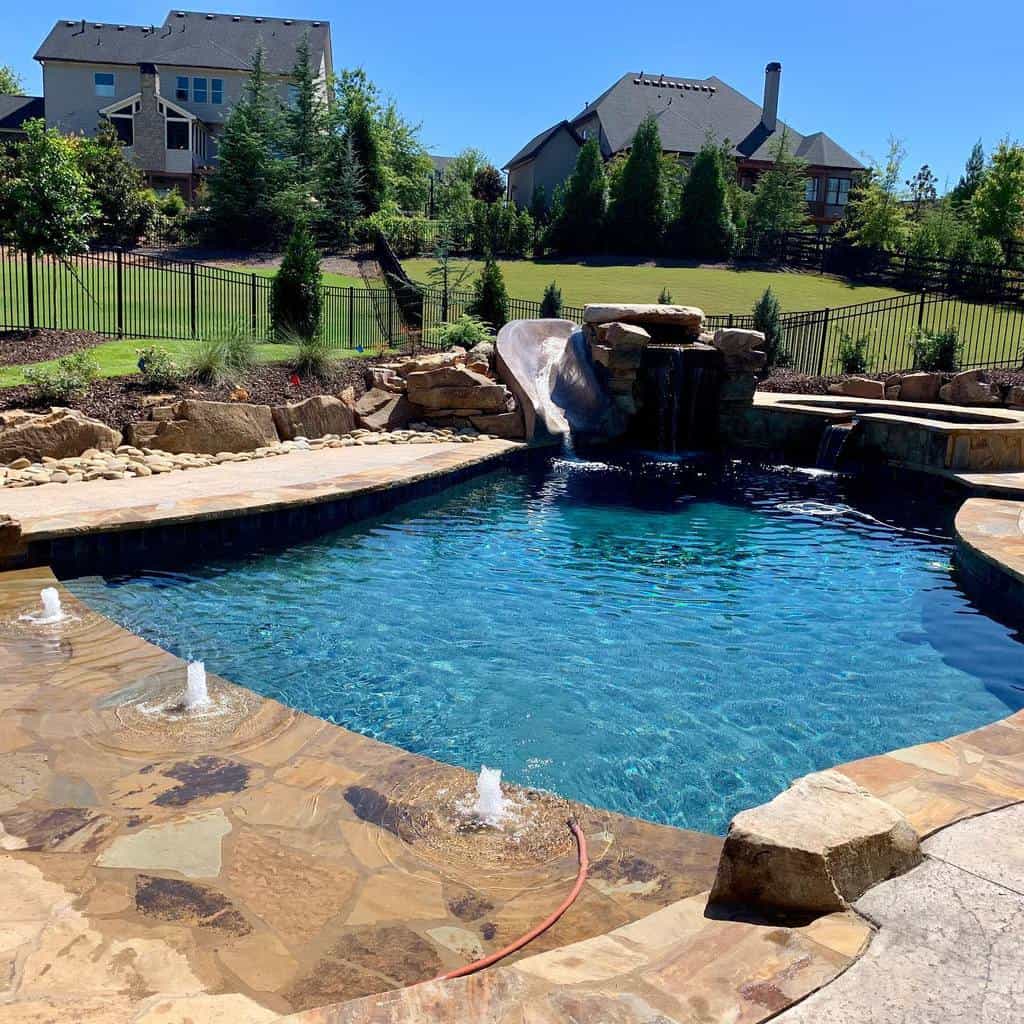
[66,455,1024,834]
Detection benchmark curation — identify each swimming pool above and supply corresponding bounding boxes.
[66,454,1024,834]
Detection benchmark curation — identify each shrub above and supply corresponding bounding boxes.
[911,326,961,372]
[189,323,256,384]
[671,141,736,260]
[471,164,504,204]
[271,219,322,340]
[658,287,673,304]
[430,313,492,349]
[467,257,510,330]
[837,330,871,375]
[24,351,100,404]
[752,287,787,369]
[292,333,337,380]
[136,345,182,389]
[540,281,563,318]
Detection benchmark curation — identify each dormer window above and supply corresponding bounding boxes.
[94,72,115,97]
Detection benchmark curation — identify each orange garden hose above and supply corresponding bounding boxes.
[435,818,589,982]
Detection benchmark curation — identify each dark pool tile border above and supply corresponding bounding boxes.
[27,445,540,577]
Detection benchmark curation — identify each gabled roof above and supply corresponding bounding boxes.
[34,11,331,77]
[504,120,580,170]
[523,71,862,170]
[0,95,45,133]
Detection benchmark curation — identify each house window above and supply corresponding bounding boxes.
[211,78,223,104]
[107,106,134,146]
[805,177,820,202]
[175,76,189,101]
[94,72,115,97]
[166,118,190,151]
[192,77,207,103]
[826,177,851,206]
[287,84,300,108]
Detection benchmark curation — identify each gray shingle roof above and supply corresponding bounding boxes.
[0,95,45,133]
[535,71,860,170]
[504,120,581,170]
[34,11,331,77]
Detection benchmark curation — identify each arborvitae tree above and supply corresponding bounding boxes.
[658,287,673,304]
[548,138,606,254]
[468,257,510,330]
[540,281,563,318]
[529,184,548,224]
[752,287,785,369]
[673,140,736,260]
[78,120,154,246]
[748,130,809,241]
[471,164,504,204]
[283,34,327,180]
[348,100,386,214]
[951,140,985,207]
[208,45,282,246]
[607,113,665,252]
[270,219,322,339]
[319,132,363,246]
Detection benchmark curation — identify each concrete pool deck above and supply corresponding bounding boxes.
[1,441,1023,1021]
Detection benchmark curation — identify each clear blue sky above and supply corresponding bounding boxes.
[4,1,1022,190]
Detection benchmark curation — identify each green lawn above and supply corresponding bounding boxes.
[225,265,366,290]
[0,337,304,388]
[402,258,906,315]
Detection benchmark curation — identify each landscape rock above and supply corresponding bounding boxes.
[584,303,705,332]
[709,769,922,915]
[366,367,403,392]
[395,347,467,378]
[712,328,766,356]
[128,400,278,455]
[942,369,1001,406]
[466,341,495,368]
[271,395,356,441]
[1007,385,1024,408]
[828,377,886,399]
[596,322,652,350]
[356,393,414,432]
[0,408,121,465]
[468,411,526,439]
[885,385,901,400]
[896,371,942,403]
[407,384,511,413]
[405,366,494,391]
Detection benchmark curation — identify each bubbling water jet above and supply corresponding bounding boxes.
[473,765,508,827]
[19,587,69,625]
[185,661,212,711]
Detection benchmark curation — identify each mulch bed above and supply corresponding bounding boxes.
[0,329,109,368]
[0,359,378,432]
[759,367,1024,396]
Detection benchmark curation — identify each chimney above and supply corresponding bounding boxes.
[761,61,781,131]
[139,62,160,102]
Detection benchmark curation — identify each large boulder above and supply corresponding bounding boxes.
[897,372,942,403]
[129,400,277,455]
[407,384,511,413]
[395,348,467,378]
[272,395,356,441]
[354,389,414,431]
[712,328,766,357]
[940,369,1000,406]
[469,411,526,439]
[0,408,121,465]
[827,377,885,399]
[709,769,921,915]
[584,304,705,333]
[405,366,493,391]
[596,322,652,350]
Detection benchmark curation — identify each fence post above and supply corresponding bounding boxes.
[917,289,926,329]
[116,248,124,337]
[189,262,197,338]
[728,313,734,328]
[250,274,257,334]
[348,286,354,347]
[25,251,35,330]
[816,307,831,376]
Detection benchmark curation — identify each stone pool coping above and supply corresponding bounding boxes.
[1,438,1023,1021]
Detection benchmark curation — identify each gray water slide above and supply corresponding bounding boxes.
[495,319,621,443]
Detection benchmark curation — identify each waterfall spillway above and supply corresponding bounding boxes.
[816,422,854,470]
[635,345,723,453]
[473,766,508,827]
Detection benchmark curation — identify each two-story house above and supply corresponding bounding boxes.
[33,10,332,195]
[504,63,863,230]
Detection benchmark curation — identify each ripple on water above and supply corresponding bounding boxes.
[65,455,1024,834]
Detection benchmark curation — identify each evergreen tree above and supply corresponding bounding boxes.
[971,141,1024,249]
[0,64,23,95]
[348,100,386,214]
[752,287,785,369]
[283,34,327,180]
[78,120,154,247]
[951,140,986,207]
[319,132,364,247]
[748,130,809,241]
[540,281,562,318]
[905,164,938,221]
[658,287,673,304]
[270,219,322,339]
[529,185,548,224]
[208,45,282,247]
[607,113,665,252]
[467,257,510,330]
[673,140,735,260]
[548,138,606,254]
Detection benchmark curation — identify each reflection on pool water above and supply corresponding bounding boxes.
[66,454,1024,834]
